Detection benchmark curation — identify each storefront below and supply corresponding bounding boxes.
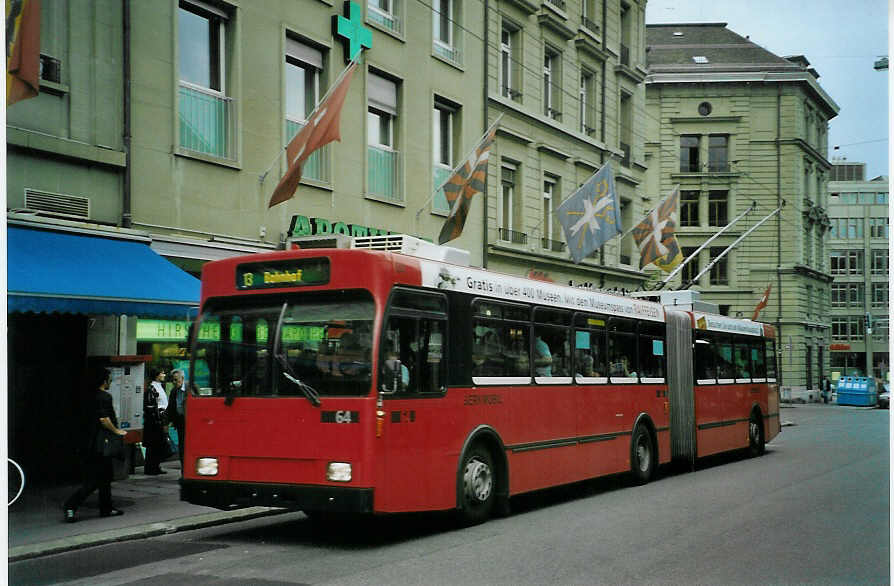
[7,223,200,484]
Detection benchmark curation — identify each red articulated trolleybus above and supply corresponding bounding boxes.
[180,235,780,524]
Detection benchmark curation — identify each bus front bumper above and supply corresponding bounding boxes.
[180,479,374,513]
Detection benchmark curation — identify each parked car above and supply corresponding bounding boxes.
[878,384,889,409]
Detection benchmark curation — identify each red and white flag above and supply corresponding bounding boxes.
[751,283,772,321]
[268,59,358,208]
[6,0,42,106]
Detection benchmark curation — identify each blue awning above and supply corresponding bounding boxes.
[8,227,200,318]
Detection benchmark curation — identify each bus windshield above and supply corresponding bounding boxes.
[191,291,375,398]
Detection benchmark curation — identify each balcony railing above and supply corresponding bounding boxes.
[499,228,528,244]
[541,237,566,252]
[544,0,566,10]
[433,35,463,65]
[178,81,236,160]
[581,17,599,35]
[432,164,452,213]
[707,161,730,172]
[368,3,402,34]
[501,86,523,101]
[286,118,330,183]
[547,107,563,121]
[368,145,403,202]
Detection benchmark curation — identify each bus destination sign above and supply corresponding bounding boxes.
[236,258,330,290]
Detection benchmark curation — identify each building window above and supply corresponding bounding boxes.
[831,317,848,341]
[830,250,864,275]
[367,72,402,202]
[500,24,521,101]
[432,98,457,213]
[870,217,889,238]
[709,247,728,285]
[708,191,728,226]
[369,0,403,34]
[499,163,524,242]
[619,2,631,66]
[847,217,863,239]
[543,48,561,120]
[579,70,595,135]
[433,0,462,64]
[871,249,889,275]
[877,192,889,204]
[619,92,632,167]
[177,1,235,160]
[681,246,699,285]
[581,0,598,33]
[707,135,729,172]
[872,283,888,308]
[285,38,328,183]
[680,135,700,172]
[680,190,699,227]
[541,175,560,249]
[830,283,864,308]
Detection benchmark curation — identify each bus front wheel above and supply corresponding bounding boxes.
[458,444,495,525]
[630,424,655,485]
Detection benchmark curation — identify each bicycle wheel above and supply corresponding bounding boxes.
[8,458,24,506]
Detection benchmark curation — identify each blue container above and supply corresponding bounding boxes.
[837,376,878,406]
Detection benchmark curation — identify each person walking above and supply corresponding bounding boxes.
[143,368,169,475]
[63,366,127,522]
[168,368,187,461]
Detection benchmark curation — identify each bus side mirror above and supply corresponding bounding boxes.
[379,359,402,395]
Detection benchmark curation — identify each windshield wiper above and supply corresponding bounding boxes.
[276,352,321,407]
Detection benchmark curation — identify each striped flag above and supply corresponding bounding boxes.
[437,122,498,245]
[752,283,772,321]
[632,186,683,272]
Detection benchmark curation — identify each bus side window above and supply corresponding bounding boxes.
[694,334,715,382]
[765,340,778,379]
[608,318,637,381]
[381,316,415,394]
[716,336,735,380]
[751,340,767,378]
[638,322,665,380]
[733,337,752,380]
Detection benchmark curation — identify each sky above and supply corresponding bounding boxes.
[645,0,890,180]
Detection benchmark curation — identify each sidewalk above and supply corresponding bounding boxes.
[8,459,287,562]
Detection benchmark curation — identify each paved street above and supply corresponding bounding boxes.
[10,404,890,585]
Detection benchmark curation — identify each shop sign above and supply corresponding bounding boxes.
[137,319,220,342]
[829,343,851,350]
[289,214,395,239]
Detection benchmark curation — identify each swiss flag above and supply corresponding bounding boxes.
[268,60,358,208]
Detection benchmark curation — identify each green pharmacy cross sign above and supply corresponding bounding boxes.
[333,1,372,63]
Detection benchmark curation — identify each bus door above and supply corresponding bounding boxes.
[377,289,451,512]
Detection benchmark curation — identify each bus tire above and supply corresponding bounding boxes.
[748,411,765,457]
[630,424,655,485]
[458,444,495,526]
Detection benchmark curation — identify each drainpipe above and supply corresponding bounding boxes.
[122,0,132,228]
[599,0,606,144]
[776,84,783,386]
[482,0,489,268]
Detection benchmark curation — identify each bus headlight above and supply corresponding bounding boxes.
[326,462,352,482]
[196,458,219,476]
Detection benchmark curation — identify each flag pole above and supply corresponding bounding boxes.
[259,53,362,184]
[650,200,757,292]
[677,201,785,291]
[413,113,504,232]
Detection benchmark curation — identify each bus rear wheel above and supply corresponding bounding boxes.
[748,413,765,457]
[458,444,495,525]
[630,424,655,485]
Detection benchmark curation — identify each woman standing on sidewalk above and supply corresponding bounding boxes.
[143,368,169,475]
[63,367,127,522]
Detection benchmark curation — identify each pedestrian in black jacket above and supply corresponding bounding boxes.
[63,367,127,522]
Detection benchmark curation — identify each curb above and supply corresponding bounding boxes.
[9,506,288,562]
